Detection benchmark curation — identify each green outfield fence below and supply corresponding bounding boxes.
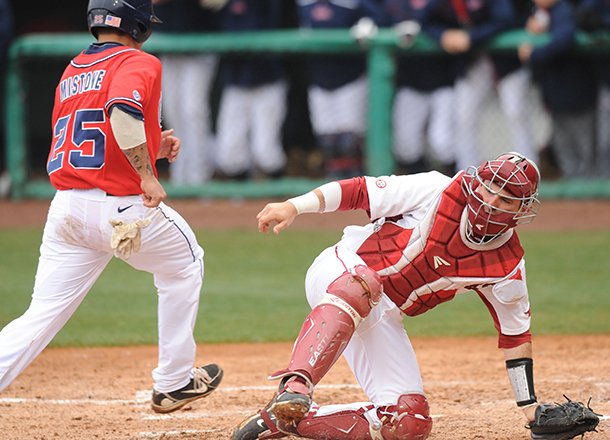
[6,29,610,199]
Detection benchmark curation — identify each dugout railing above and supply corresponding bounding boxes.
[5,29,610,199]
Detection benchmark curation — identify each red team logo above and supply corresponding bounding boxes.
[375,178,387,188]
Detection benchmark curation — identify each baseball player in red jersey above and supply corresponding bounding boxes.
[0,0,222,413]
[233,153,546,439]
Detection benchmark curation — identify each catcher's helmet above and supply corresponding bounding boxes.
[462,152,541,244]
[87,0,162,44]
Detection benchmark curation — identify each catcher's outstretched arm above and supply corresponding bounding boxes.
[504,342,538,422]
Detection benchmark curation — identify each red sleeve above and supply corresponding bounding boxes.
[338,177,370,211]
[105,53,161,117]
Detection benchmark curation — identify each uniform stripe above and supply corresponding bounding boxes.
[70,48,137,68]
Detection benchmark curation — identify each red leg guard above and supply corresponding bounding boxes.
[272,266,383,386]
[379,394,433,440]
[297,406,375,440]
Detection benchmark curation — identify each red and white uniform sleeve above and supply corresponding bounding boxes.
[476,259,532,348]
[332,171,452,219]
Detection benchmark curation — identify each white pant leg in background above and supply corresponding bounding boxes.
[216,85,254,175]
[250,81,287,174]
[454,57,494,171]
[497,67,538,163]
[162,54,217,185]
[393,87,431,163]
[309,77,368,135]
[428,86,455,165]
[596,85,610,177]
[305,245,424,406]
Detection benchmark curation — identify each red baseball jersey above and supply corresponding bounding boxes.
[46,43,162,196]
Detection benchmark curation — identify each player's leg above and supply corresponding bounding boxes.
[454,56,493,172]
[216,85,253,179]
[164,54,217,184]
[333,77,367,178]
[428,86,456,176]
[251,81,288,177]
[0,191,112,391]
[291,273,431,439]
[124,203,221,412]
[497,67,538,163]
[393,86,429,174]
[596,85,610,177]
[264,245,382,433]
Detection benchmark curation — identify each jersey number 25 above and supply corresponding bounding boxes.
[47,108,106,174]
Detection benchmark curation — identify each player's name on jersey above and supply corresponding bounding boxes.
[59,70,106,102]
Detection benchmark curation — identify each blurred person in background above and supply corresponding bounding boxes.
[519,0,597,178]
[214,0,288,180]
[297,0,385,179]
[383,0,457,177]
[0,0,12,197]
[576,0,610,178]
[153,0,220,185]
[422,0,538,171]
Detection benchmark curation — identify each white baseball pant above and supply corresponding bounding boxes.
[0,189,204,393]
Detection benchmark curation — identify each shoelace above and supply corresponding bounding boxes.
[191,367,213,392]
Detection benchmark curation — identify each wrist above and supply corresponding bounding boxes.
[287,191,321,215]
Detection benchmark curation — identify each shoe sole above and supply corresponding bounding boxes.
[151,369,224,414]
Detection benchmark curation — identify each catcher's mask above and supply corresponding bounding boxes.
[462,152,541,244]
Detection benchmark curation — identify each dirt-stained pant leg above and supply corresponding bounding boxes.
[0,190,113,392]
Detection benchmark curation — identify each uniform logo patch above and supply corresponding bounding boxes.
[133,90,141,101]
[433,256,450,269]
[93,15,104,25]
[375,179,387,188]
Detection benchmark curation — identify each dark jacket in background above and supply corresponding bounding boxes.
[297,0,385,90]
[219,0,285,87]
[421,0,515,78]
[384,0,455,91]
[529,0,597,113]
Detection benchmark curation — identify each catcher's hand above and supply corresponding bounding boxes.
[528,396,601,440]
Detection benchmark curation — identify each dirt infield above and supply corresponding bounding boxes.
[0,337,608,440]
[0,198,609,439]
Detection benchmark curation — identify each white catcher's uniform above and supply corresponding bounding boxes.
[0,189,204,393]
[303,171,531,408]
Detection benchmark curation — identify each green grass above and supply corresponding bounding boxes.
[0,229,608,347]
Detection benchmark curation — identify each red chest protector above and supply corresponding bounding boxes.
[356,178,524,316]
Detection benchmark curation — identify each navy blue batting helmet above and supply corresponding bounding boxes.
[87,0,162,43]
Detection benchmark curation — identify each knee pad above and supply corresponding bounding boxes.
[325,265,383,323]
[379,394,432,440]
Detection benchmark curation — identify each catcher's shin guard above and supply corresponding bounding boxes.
[295,394,432,440]
[273,265,383,385]
[268,266,382,429]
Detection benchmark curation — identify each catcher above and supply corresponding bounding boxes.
[233,152,601,440]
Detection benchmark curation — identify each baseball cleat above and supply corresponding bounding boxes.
[268,390,311,432]
[232,410,287,440]
[151,363,223,413]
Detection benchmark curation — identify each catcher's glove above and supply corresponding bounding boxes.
[528,396,601,440]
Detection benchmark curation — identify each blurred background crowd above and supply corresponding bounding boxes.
[1,0,610,194]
